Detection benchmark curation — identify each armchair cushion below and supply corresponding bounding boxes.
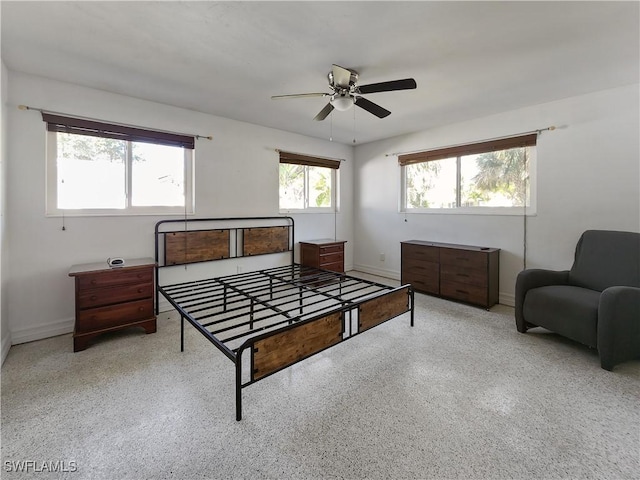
[523,286,600,347]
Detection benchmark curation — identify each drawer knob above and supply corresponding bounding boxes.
[90,295,97,301]
[139,306,145,312]
[137,288,143,293]
[457,273,469,278]
[456,289,469,294]
[90,279,97,285]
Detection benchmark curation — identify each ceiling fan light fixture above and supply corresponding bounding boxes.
[330,94,354,111]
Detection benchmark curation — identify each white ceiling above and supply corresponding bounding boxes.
[2,1,638,145]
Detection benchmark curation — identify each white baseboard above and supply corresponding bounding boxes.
[1,332,12,365]
[499,292,515,307]
[351,264,400,281]
[10,317,74,345]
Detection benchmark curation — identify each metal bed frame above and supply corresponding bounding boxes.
[155,217,414,420]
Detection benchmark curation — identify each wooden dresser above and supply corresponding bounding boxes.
[69,258,157,352]
[300,239,346,273]
[401,240,500,308]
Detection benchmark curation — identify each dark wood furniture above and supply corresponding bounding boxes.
[401,240,500,308]
[155,218,413,420]
[69,258,157,352]
[299,239,346,273]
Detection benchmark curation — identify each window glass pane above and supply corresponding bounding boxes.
[279,164,305,209]
[308,166,332,208]
[405,158,457,208]
[131,142,185,207]
[57,132,126,209]
[461,147,530,207]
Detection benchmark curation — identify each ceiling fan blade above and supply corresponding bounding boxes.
[313,103,334,121]
[354,97,391,118]
[332,64,352,88]
[358,78,417,94]
[271,93,329,100]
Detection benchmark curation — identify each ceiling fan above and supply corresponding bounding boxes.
[271,64,417,121]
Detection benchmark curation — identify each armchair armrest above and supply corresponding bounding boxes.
[515,269,570,332]
[597,286,640,370]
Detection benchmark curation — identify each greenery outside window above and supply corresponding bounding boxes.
[44,113,194,216]
[400,134,536,213]
[279,151,339,212]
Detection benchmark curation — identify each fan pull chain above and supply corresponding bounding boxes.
[353,106,357,144]
[329,112,333,142]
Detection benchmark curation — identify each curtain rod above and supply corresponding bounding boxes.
[274,148,346,162]
[17,104,213,141]
[384,126,556,157]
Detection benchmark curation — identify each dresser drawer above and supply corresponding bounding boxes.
[78,282,154,309]
[77,267,153,290]
[440,248,487,269]
[402,244,439,263]
[402,273,439,295]
[440,264,487,288]
[76,299,154,333]
[440,281,487,306]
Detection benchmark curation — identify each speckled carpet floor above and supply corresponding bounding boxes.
[2,274,639,479]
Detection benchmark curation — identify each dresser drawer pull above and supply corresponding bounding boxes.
[139,306,145,312]
[456,257,469,261]
[457,273,469,278]
[456,289,469,294]
[138,288,143,293]
[91,279,97,285]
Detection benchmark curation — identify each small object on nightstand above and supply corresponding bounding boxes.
[107,257,125,267]
[300,239,346,273]
[68,258,157,352]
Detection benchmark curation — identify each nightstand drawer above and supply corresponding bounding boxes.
[319,252,343,265]
[319,244,344,255]
[78,282,153,309]
[76,299,154,333]
[77,268,153,290]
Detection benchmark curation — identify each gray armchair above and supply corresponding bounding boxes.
[515,230,640,371]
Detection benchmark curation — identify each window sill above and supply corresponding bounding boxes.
[401,207,536,216]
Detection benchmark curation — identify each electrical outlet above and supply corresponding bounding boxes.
[380,253,385,262]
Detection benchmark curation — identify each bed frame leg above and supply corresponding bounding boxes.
[235,353,243,421]
[410,289,415,327]
[181,315,185,352]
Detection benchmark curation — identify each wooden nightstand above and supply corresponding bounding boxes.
[300,239,346,273]
[69,258,157,352]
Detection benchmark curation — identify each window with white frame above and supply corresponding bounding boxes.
[44,113,194,215]
[400,134,536,212]
[278,151,339,211]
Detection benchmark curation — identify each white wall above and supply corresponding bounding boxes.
[1,61,10,362]
[5,71,353,345]
[353,84,640,305]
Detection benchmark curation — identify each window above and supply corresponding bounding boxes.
[45,113,194,215]
[278,151,339,211]
[400,134,536,212]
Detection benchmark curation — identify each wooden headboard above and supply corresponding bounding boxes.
[155,217,295,268]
